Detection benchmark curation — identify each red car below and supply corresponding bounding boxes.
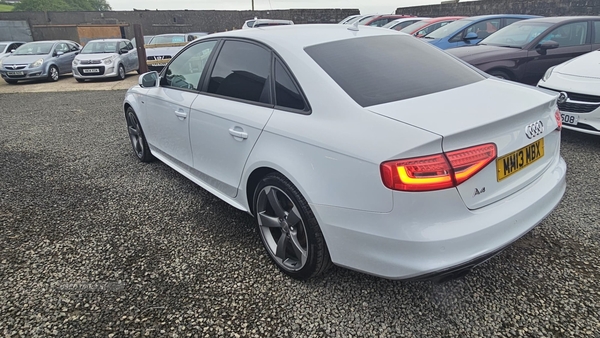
[400,16,466,37]
[359,15,414,27]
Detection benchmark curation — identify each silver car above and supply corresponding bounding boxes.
[0,41,26,61]
[72,39,138,82]
[0,40,80,84]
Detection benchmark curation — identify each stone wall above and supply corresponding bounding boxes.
[0,8,359,41]
[396,0,600,17]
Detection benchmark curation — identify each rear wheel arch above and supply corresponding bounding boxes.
[246,167,278,215]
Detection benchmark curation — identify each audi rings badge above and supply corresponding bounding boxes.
[525,121,544,139]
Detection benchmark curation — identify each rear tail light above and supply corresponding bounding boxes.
[555,109,562,131]
[380,143,497,192]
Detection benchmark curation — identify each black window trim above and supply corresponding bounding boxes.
[272,55,312,115]
[158,38,222,94]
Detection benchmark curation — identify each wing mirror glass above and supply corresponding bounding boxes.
[464,32,478,40]
[139,71,159,88]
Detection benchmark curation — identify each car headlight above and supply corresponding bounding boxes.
[31,58,44,68]
[103,55,117,65]
[542,66,556,82]
[72,59,80,66]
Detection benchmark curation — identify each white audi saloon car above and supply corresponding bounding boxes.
[538,50,600,136]
[123,25,567,280]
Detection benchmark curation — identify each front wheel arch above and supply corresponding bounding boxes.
[486,68,514,81]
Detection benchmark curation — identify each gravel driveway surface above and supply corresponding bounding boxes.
[1,90,599,337]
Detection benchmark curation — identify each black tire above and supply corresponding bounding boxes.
[4,79,18,84]
[117,64,126,80]
[136,68,142,75]
[253,173,332,280]
[75,78,85,83]
[48,65,59,82]
[488,69,512,81]
[125,107,154,162]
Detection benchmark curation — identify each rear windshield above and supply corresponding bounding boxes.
[304,35,483,107]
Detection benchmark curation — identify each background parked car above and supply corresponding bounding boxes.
[0,40,80,84]
[131,35,154,48]
[0,41,26,60]
[400,16,466,37]
[241,19,294,29]
[145,33,204,71]
[538,50,600,135]
[72,39,138,82]
[338,14,362,24]
[382,17,429,31]
[359,14,414,27]
[422,14,540,50]
[448,16,598,84]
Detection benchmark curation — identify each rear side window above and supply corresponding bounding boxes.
[305,35,483,107]
[595,21,600,43]
[275,59,306,111]
[208,40,272,104]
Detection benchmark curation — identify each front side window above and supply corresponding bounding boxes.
[207,40,271,104]
[425,19,473,39]
[479,22,553,48]
[305,35,483,107]
[540,22,588,47]
[463,19,501,40]
[275,59,306,111]
[163,40,217,90]
[55,43,69,54]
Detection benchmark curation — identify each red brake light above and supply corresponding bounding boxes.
[380,143,497,192]
[555,109,562,131]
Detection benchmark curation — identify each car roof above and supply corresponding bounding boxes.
[389,17,429,23]
[464,14,542,21]
[513,16,600,24]
[423,16,466,22]
[203,24,402,49]
[0,41,26,43]
[86,38,126,42]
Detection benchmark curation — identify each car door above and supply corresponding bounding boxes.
[189,39,275,198]
[53,43,71,73]
[126,41,138,72]
[524,21,591,84]
[142,40,218,168]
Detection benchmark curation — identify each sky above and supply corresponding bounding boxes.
[105,0,460,15]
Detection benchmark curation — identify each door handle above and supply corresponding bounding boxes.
[174,109,187,119]
[229,128,248,139]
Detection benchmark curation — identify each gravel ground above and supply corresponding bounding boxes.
[1,90,599,337]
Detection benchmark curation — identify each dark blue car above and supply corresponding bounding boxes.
[422,14,541,50]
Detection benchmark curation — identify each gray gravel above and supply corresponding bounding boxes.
[1,90,599,337]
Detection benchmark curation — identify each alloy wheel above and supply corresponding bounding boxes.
[49,67,59,81]
[256,186,308,271]
[126,111,144,159]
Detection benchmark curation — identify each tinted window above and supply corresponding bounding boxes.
[426,19,473,39]
[208,41,271,104]
[479,22,552,48]
[369,18,391,27]
[595,21,600,43]
[305,35,483,107]
[126,42,134,50]
[163,40,217,90]
[275,60,306,111]
[464,18,501,39]
[541,22,588,47]
[392,20,420,31]
[505,18,524,25]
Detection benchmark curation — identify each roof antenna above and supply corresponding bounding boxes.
[348,20,359,31]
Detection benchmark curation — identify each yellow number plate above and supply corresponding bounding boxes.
[496,138,544,181]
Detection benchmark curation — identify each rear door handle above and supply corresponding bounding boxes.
[174,109,187,119]
[229,128,248,139]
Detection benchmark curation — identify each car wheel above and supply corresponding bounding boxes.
[253,173,332,280]
[48,65,59,82]
[75,78,85,83]
[136,68,141,75]
[488,70,512,81]
[117,64,126,80]
[125,107,153,162]
[4,79,18,84]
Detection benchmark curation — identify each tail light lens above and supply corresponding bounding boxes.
[380,143,497,192]
[555,109,562,131]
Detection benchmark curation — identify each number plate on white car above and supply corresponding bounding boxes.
[7,71,24,76]
[561,113,579,125]
[83,68,100,73]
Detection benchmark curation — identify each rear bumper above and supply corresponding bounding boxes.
[313,155,567,280]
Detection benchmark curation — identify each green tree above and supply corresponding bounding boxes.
[14,0,112,11]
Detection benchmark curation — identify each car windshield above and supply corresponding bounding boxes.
[305,35,483,107]
[148,35,186,45]
[425,19,473,39]
[479,22,554,48]
[400,21,429,33]
[81,41,118,54]
[13,42,54,55]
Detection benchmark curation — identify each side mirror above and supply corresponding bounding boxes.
[119,48,128,54]
[10,49,15,53]
[56,51,64,57]
[536,40,559,54]
[139,71,159,88]
[464,32,478,40]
